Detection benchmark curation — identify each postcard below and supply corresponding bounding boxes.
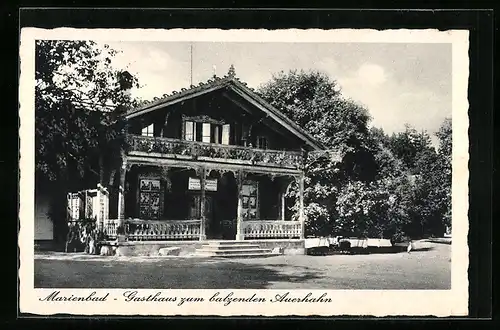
[20,27,469,316]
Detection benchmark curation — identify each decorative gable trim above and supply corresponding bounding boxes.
[126,82,227,120]
[227,83,322,151]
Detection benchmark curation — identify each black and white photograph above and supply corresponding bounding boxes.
[19,27,469,316]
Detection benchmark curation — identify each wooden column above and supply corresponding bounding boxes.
[96,184,103,230]
[199,167,207,241]
[117,154,127,227]
[235,170,244,241]
[280,182,286,221]
[298,173,305,239]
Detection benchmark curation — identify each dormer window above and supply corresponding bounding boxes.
[142,123,154,137]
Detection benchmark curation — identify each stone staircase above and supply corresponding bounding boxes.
[193,241,281,258]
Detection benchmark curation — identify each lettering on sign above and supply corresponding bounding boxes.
[188,177,217,191]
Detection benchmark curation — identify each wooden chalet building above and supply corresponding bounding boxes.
[103,67,324,253]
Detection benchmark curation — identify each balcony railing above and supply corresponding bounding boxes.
[103,219,202,241]
[126,134,303,169]
[242,220,302,239]
[125,219,202,241]
[104,219,120,239]
[103,219,302,241]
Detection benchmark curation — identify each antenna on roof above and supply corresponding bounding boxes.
[190,43,193,86]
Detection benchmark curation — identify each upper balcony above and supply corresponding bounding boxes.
[126,134,304,170]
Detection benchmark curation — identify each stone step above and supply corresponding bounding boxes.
[194,240,280,258]
[203,240,257,245]
[194,251,280,258]
[196,248,273,255]
[201,243,261,250]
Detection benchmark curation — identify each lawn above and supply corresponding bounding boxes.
[34,242,451,290]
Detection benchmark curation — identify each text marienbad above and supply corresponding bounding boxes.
[39,291,332,306]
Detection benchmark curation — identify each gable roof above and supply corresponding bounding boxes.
[125,75,324,151]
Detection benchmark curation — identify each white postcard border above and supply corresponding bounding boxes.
[19,28,470,316]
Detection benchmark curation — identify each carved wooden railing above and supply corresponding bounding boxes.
[125,219,202,241]
[104,219,120,239]
[242,220,302,239]
[127,134,303,169]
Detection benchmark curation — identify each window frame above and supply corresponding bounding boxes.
[181,115,230,145]
[137,177,162,220]
[241,180,259,220]
[184,121,195,141]
[141,123,155,137]
[202,122,211,143]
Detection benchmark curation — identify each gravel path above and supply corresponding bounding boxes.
[34,243,450,290]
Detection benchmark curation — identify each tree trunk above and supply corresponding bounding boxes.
[109,169,117,187]
[98,154,104,185]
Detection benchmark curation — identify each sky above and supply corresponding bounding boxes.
[103,41,452,146]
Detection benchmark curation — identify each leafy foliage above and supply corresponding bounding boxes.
[35,40,139,244]
[258,69,452,240]
[259,70,377,182]
[35,40,139,184]
[258,70,381,237]
[435,118,452,229]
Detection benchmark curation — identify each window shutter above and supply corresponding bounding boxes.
[222,124,230,145]
[184,121,194,141]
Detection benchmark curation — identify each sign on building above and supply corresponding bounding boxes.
[188,177,218,191]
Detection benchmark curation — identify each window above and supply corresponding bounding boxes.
[184,119,230,145]
[202,123,211,143]
[184,121,195,141]
[141,123,154,137]
[222,124,230,145]
[241,181,259,220]
[139,178,161,219]
[256,136,268,149]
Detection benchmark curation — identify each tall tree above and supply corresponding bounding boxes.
[332,127,413,241]
[258,70,379,237]
[386,124,450,238]
[388,124,436,174]
[258,70,449,240]
[435,118,452,230]
[36,40,139,184]
[35,40,139,244]
[258,70,377,183]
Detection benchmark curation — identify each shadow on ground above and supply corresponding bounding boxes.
[409,247,434,252]
[35,258,322,289]
[34,243,451,290]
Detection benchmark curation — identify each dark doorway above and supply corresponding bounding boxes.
[188,193,216,238]
[213,173,238,240]
[164,169,238,240]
